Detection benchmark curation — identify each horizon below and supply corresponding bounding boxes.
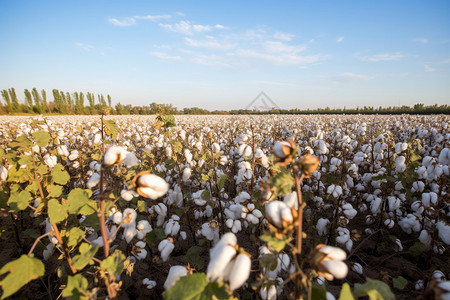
[1,1,449,110]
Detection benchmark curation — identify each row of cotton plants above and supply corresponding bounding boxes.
[0,113,448,299]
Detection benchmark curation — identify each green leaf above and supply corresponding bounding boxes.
[182,246,205,270]
[67,227,85,249]
[201,190,211,201]
[8,190,32,212]
[9,135,33,151]
[48,198,68,224]
[32,131,51,147]
[260,233,291,252]
[409,241,426,257]
[47,184,63,198]
[104,120,118,139]
[100,250,126,278]
[72,244,98,271]
[354,279,394,300]
[146,228,165,246]
[137,200,147,213]
[312,283,328,300]
[200,174,210,182]
[163,273,229,300]
[0,255,45,299]
[338,283,355,300]
[392,276,408,290]
[51,163,70,185]
[268,170,294,197]
[62,274,88,300]
[67,188,93,215]
[173,141,183,154]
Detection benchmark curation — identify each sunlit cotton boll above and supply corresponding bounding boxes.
[121,189,137,201]
[395,156,406,172]
[132,241,147,260]
[86,172,100,189]
[0,166,7,182]
[136,173,169,199]
[43,154,57,169]
[136,220,152,239]
[123,152,139,168]
[315,245,348,280]
[68,150,79,161]
[57,145,69,157]
[164,266,188,290]
[103,146,127,166]
[182,167,191,182]
[265,200,294,229]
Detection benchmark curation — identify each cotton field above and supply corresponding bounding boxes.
[0,114,449,300]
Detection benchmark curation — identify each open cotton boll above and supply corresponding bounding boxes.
[136,220,152,239]
[136,173,169,199]
[228,253,251,291]
[342,203,357,219]
[113,212,123,224]
[265,200,293,229]
[207,243,237,282]
[132,241,147,260]
[182,167,191,182]
[68,150,79,161]
[327,184,343,198]
[122,208,137,227]
[86,172,100,189]
[352,262,363,275]
[142,278,157,290]
[158,239,175,262]
[164,266,188,290]
[121,189,137,201]
[103,146,127,166]
[395,156,406,172]
[0,166,8,182]
[316,218,330,236]
[43,154,57,169]
[436,221,450,245]
[418,230,431,247]
[184,149,193,163]
[438,148,450,165]
[57,145,69,157]
[260,285,277,300]
[124,226,137,244]
[283,191,298,210]
[43,243,55,260]
[123,152,139,168]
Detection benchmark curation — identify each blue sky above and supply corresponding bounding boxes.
[0,0,449,110]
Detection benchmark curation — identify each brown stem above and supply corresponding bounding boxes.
[98,115,110,257]
[28,232,52,256]
[293,166,305,300]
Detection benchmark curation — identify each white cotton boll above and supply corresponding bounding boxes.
[317,218,330,236]
[113,212,123,224]
[283,191,298,210]
[165,146,172,157]
[182,168,191,182]
[388,196,400,211]
[184,149,193,163]
[384,219,394,229]
[122,208,137,227]
[438,148,450,165]
[43,243,55,260]
[246,214,259,224]
[395,156,406,172]
[136,174,169,199]
[0,165,7,182]
[419,230,431,247]
[180,231,187,240]
[412,181,425,193]
[86,172,101,189]
[43,154,57,169]
[68,150,79,161]
[326,292,336,300]
[207,244,237,282]
[260,285,277,300]
[124,226,137,243]
[133,241,147,260]
[164,266,188,290]
[422,156,434,167]
[136,220,152,239]
[57,145,69,157]
[342,203,357,219]
[336,227,350,245]
[142,278,157,289]
[103,146,127,166]
[321,260,349,279]
[415,280,424,290]
[352,262,363,275]
[231,220,242,233]
[327,184,343,198]
[411,201,424,214]
[159,239,175,262]
[121,189,137,201]
[395,238,403,252]
[316,140,328,154]
[212,142,221,153]
[228,253,251,291]
[123,152,139,168]
[370,197,382,214]
[93,133,101,144]
[273,141,290,158]
[436,221,450,245]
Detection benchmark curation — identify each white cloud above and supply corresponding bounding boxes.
[323,72,373,83]
[108,17,136,27]
[264,41,305,54]
[440,58,450,64]
[234,49,322,66]
[273,31,294,41]
[150,51,182,61]
[413,37,429,44]
[75,42,93,51]
[134,14,171,21]
[424,64,436,72]
[159,21,225,35]
[361,52,404,62]
[337,36,344,43]
[184,37,235,50]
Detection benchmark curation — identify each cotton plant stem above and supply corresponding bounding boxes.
[98,115,110,257]
[28,232,52,256]
[293,166,305,300]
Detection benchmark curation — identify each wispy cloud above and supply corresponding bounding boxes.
[108,17,136,27]
[424,64,436,72]
[159,21,225,35]
[150,51,182,61]
[264,41,305,54]
[361,52,404,62]
[134,14,171,21]
[234,49,322,66]
[273,31,294,41]
[439,58,450,64]
[184,37,235,50]
[413,37,428,44]
[75,42,93,51]
[336,36,344,43]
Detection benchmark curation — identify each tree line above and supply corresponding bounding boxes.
[1,87,449,115]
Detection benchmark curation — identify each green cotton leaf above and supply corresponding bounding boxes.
[6,166,33,183]
[47,184,63,198]
[409,241,427,257]
[218,174,227,190]
[104,120,118,139]
[62,274,88,300]
[410,150,421,163]
[137,200,147,213]
[260,233,291,252]
[157,114,176,128]
[100,250,126,278]
[201,190,211,201]
[48,198,68,224]
[392,276,408,290]
[173,141,182,154]
[182,246,205,270]
[338,283,355,300]
[200,174,210,182]
[67,227,85,249]
[8,190,32,212]
[32,131,51,147]
[268,170,294,197]
[9,135,33,151]
[51,163,70,185]
[67,188,93,215]
[311,283,328,300]
[354,279,394,300]
[0,254,45,299]
[71,244,98,271]
[163,273,230,300]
